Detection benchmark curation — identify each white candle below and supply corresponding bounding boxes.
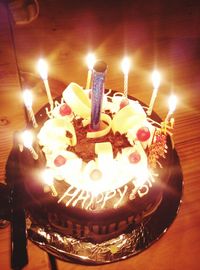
[147,70,161,116]
[22,130,38,160]
[170,117,175,129]
[86,53,96,89]
[37,58,53,109]
[23,89,38,128]
[42,169,57,197]
[165,94,177,123]
[121,57,131,97]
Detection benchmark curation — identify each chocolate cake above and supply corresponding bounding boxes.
[6,82,175,244]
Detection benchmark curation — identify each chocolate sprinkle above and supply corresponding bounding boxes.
[67,117,131,162]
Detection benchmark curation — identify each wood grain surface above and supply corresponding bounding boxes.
[0,0,200,269]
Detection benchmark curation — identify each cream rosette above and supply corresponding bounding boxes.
[80,160,117,194]
[126,120,156,149]
[38,117,77,155]
[112,102,147,134]
[111,100,156,149]
[115,141,149,187]
[45,150,82,181]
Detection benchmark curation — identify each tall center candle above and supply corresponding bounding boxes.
[90,60,107,130]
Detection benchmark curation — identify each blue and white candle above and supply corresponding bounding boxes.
[90,60,107,130]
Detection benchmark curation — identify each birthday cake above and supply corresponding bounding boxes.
[6,62,176,244]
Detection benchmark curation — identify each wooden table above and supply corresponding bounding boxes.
[0,1,199,269]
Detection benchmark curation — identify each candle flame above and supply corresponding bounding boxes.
[23,89,32,108]
[42,168,54,186]
[86,53,96,70]
[168,94,177,113]
[151,70,161,89]
[37,58,48,80]
[121,57,131,74]
[22,130,33,148]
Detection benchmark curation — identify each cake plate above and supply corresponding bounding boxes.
[27,148,183,265]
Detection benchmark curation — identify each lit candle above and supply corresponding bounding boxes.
[22,130,38,160]
[121,57,131,97]
[23,89,38,128]
[86,53,96,89]
[91,60,107,130]
[147,70,161,116]
[42,169,58,197]
[37,58,53,108]
[165,94,177,123]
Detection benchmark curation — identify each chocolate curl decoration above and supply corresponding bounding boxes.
[90,60,107,130]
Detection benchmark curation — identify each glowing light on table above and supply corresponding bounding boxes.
[23,89,38,128]
[165,94,177,123]
[121,56,131,97]
[22,130,38,160]
[37,58,53,108]
[42,168,58,197]
[147,70,161,116]
[85,53,96,89]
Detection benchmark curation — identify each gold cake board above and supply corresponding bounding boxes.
[27,149,183,265]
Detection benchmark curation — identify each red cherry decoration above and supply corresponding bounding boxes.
[90,169,102,181]
[136,127,150,142]
[59,103,72,116]
[120,98,129,109]
[128,152,141,164]
[54,155,67,167]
